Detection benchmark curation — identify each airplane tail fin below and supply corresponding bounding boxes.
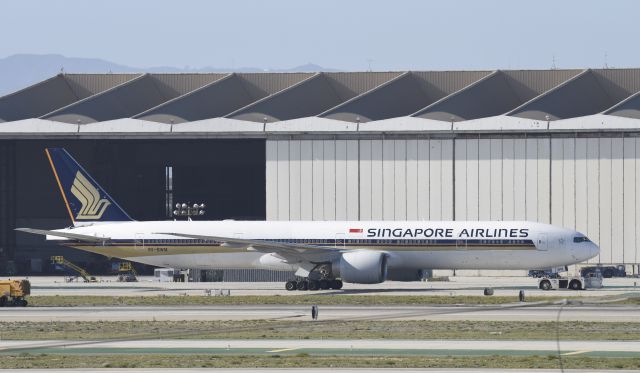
[45,148,133,225]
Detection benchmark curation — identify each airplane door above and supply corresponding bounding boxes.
[537,233,548,251]
[335,233,346,249]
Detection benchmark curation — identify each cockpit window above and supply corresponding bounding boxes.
[573,236,590,243]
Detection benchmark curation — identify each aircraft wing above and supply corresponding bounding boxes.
[15,228,111,243]
[155,232,339,261]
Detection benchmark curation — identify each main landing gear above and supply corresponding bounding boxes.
[285,279,343,291]
[286,263,343,291]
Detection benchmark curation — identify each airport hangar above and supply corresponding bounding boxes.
[1,68,640,277]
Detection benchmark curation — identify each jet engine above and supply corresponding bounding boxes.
[386,268,424,282]
[333,251,388,284]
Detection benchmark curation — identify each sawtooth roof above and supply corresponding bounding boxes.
[1,69,640,134]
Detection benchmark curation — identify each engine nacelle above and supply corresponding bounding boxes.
[333,251,388,284]
[386,268,424,282]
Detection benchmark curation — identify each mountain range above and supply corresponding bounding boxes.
[0,54,339,96]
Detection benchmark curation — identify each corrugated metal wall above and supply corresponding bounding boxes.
[266,135,640,265]
[267,139,454,222]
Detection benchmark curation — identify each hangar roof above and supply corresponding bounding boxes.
[135,72,315,123]
[320,71,492,122]
[1,68,640,137]
[0,73,140,122]
[604,90,640,119]
[507,69,640,120]
[413,69,582,121]
[41,73,227,124]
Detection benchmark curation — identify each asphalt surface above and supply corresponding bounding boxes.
[24,276,640,297]
[1,339,638,358]
[3,277,638,372]
[2,304,639,322]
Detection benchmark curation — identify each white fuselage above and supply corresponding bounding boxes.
[49,220,599,274]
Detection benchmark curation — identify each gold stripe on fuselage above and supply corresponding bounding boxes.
[64,244,241,258]
[64,243,536,258]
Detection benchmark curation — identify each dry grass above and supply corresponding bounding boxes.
[1,320,639,341]
[1,353,639,369]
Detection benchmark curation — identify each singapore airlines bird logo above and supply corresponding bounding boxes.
[71,171,111,219]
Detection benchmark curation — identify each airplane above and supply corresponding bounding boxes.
[17,148,599,291]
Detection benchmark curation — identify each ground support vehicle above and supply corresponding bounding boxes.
[51,256,97,282]
[0,279,30,307]
[528,269,560,278]
[581,265,626,278]
[117,262,138,282]
[538,273,603,290]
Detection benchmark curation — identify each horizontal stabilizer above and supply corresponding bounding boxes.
[15,228,110,243]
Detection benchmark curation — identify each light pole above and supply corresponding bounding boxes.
[173,203,206,219]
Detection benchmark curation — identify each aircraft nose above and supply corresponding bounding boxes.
[571,239,599,262]
[589,242,600,259]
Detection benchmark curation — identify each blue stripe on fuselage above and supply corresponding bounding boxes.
[68,238,536,247]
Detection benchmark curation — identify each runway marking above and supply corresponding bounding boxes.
[267,347,299,353]
[562,350,591,356]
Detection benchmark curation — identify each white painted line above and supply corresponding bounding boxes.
[267,347,299,353]
[562,350,591,356]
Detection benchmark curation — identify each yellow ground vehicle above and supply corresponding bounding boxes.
[51,256,97,282]
[0,279,30,307]
[117,262,138,282]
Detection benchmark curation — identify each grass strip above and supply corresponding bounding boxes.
[1,353,639,369]
[1,320,639,341]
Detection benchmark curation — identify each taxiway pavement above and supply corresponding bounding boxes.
[24,276,640,297]
[1,304,639,322]
[1,339,638,358]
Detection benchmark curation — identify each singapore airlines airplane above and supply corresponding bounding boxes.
[17,148,599,290]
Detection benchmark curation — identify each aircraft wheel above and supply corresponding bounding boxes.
[308,280,320,291]
[539,280,551,290]
[319,280,330,290]
[285,281,297,291]
[330,280,343,290]
[296,280,309,291]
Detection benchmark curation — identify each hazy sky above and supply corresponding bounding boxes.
[1,0,636,70]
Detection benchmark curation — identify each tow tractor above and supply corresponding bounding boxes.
[0,279,30,307]
[538,271,603,290]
